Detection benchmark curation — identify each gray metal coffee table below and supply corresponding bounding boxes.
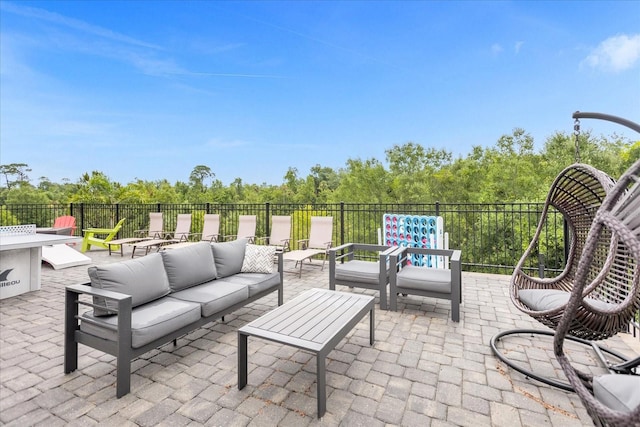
[238,288,375,418]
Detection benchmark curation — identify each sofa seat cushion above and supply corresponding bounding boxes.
[169,281,249,317]
[88,253,171,316]
[396,266,451,293]
[518,289,617,312]
[80,298,201,349]
[161,242,217,292]
[211,238,247,278]
[336,260,386,285]
[216,272,280,298]
[594,374,640,412]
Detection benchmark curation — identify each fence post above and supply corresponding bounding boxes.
[340,202,345,246]
[538,254,545,279]
[435,201,440,216]
[80,203,84,232]
[265,202,271,238]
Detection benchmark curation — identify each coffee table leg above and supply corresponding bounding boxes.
[238,332,248,389]
[317,354,326,418]
[370,307,375,345]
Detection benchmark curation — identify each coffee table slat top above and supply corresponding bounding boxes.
[239,288,373,352]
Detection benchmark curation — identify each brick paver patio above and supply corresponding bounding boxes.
[1,248,638,426]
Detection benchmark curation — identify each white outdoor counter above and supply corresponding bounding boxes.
[0,229,82,299]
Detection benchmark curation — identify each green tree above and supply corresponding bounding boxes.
[0,163,32,189]
[385,142,452,203]
[331,158,391,203]
[70,171,121,203]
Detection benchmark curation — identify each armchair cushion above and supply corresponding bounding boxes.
[593,374,640,412]
[335,260,385,285]
[396,266,451,293]
[161,242,217,292]
[211,238,247,278]
[241,244,276,273]
[88,253,170,316]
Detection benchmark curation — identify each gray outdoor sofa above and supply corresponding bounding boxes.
[64,239,283,397]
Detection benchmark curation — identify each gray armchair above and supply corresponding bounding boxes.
[329,243,399,310]
[389,247,462,321]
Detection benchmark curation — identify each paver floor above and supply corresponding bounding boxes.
[1,248,638,426]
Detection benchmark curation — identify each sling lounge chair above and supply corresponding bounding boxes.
[195,214,220,242]
[81,218,126,252]
[163,214,220,250]
[131,214,192,256]
[284,216,333,276]
[256,215,291,252]
[223,215,256,243]
[106,212,164,256]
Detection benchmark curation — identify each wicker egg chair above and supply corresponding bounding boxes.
[491,112,640,391]
[554,159,640,426]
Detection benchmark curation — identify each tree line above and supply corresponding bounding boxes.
[1,129,637,206]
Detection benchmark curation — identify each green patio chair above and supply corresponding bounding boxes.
[81,218,126,252]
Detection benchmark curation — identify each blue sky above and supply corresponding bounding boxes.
[1,1,639,186]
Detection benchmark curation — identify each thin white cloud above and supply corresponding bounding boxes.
[491,43,503,56]
[0,1,162,50]
[1,1,285,80]
[582,34,640,73]
[515,41,524,54]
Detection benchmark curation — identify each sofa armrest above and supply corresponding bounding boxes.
[65,283,133,331]
[64,283,133,378]
[67,283,132,301]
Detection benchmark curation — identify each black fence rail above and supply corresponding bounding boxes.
[2,202,638,338]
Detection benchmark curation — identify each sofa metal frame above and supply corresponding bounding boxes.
[64,253,284,398]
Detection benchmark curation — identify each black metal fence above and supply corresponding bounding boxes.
[2,202,638,338]
[2,201,563,274]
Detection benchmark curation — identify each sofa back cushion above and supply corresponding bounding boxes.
[89,253,170,316]
[161,242,217,292]
[211,238,247,278]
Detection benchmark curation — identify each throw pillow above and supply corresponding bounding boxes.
[241,244,276,273]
